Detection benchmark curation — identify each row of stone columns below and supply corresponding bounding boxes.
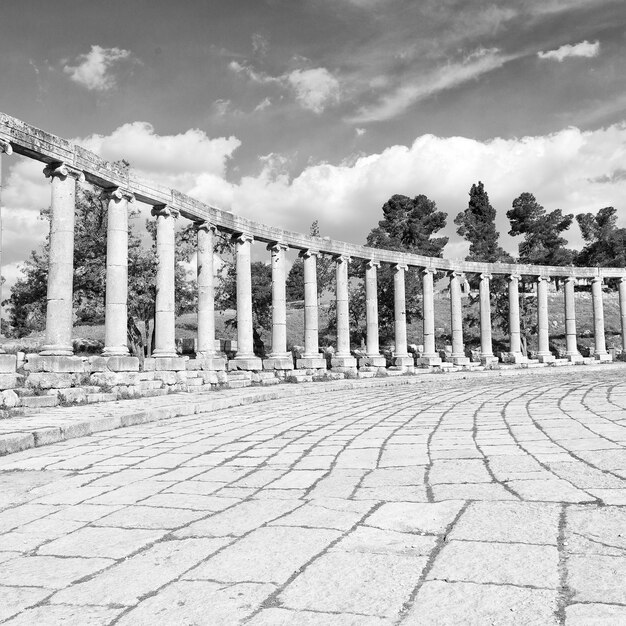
[30,160,626,367]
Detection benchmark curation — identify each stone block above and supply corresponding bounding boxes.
[263,356,294,370]
[143,358,156,371]
[296,357,326,369]
[417,355,442,366]
[0,389,19,408]
[154,357,188,371]
[86,393,118,404]
[24,355,87,373]
[0,432,34,455]
[0,373,20,389]
[27,372,73,389]
[594,353,613,362]
[567,353,584,363]
[0,354,17,373]
[449,356,471,365]
[359,355,387,367]
[261,377,280,386]
[89,356,140,372]
[393,355,414,367]
[537,354,556,364]
[154,371,178,385]
[480,355,500,366]
[200,371,219,384]
[500,352,527,364]
[331,356,358,368]
[21,395,59,409]
[228,357,263,371]
[57,388,87,404]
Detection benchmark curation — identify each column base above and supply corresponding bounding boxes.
[566,353,584,363]
[195,356,227,371]
[263,356,294,370]
[394,355,414,367]
[360,355,387,367]
[228,357,263,371]
[480,354,499,366]
[296,357,326,369]
[331,355,357,368]
[537,353,556,364]
[417,354,442,366]
[40,345,74,357]
[152,349,179,359]
[102,348,130,357]
[500,352,528,364]
[594,352,613,362]
[448,355,470,365]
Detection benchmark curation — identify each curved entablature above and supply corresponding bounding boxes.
[1,111,624,280]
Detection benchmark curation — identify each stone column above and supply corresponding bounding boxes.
[151,205,179,359]
[297,249,325,369]
[536,276,554,363]
[0,138,12,353]
[591,276,611,361]
[478,273,497,365]
[393,264,413,367]
[195,222,225,370]
[364,260,385,366]
[564,276,582,362]
[506,274,526,363]
[332,255,357,368]
[264,243,292,370]
[102,188,133,357]
[619,277,626,353]
[418,268,441,365]
[40,163,85,356]
[448,271,469,365]
[229,233,262,370]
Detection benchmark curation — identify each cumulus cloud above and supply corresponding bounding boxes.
[351,48,512,123]
[538,40,600,62]
[254,97,272,112]
[63,45,133,91]
[229,61,341,114]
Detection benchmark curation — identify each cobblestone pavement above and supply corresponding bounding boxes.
[0,371,625,625]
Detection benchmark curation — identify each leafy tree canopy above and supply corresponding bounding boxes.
[507,192,574,265]
[575,206,626,268]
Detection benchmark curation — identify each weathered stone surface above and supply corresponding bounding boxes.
[24,355,87,373]
[0,354,17,373]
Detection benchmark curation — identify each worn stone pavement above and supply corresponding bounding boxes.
[0,370,626,625]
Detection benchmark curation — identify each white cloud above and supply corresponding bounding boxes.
[254,97,272,112]
[229,61,340,114]
[63,45,132,91]
[286,68,341,114]
[538,40,600,62]
[356,128,367,136]
[351,48,512,123]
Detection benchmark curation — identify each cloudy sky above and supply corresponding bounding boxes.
[1,0,626,285]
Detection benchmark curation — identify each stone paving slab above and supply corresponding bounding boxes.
[0,368,625,623]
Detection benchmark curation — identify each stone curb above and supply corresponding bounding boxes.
[0,361,624,458]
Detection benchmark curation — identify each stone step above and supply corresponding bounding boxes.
[21,395,59,409]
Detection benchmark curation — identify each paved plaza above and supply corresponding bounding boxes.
[0,370,625,624]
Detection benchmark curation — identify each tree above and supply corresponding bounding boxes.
[7,184,197,346]
[507,192,574,266]
[455,181,511,263]
[356,194,449,344]
[575,206,626,268]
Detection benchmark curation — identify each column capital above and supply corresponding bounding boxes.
[299,248,319,259]
[591,276,604,284]
[151,204,179,219]
[231,232,253,246]
[43,162,85,183]
[508,273,521,282]
[536,275,550,283]
[103,187,135,203]
[479,273,492,281]
[194,220,217,234]
[393,263,408,272]
[0,137,12,155]
[448,270,465,279]
[421,267,436,276]
[564,275,578,285]
[267,241,288,253]
[619,276,626,284]
[333,254,351,264]
[365,259,380,270]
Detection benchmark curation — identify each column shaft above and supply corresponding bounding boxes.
[478,273,496,363]
[619,277,626,352]
[536,277,554,363]
[152,206,178,358]
[364,261,384,366]
[393,264,411,365]
[332,256,356,368]
[449,272,467,364]
[264,243,292,369]
[418,268,441,365]
[508,275,522,356]
[302,251,320,358]
[196,222,218,357]
[41,164,83,356]
[0,138,12,351]
[234,234,254,358]
[564,277,581,361]
[591,277,609,359]
[103,189,131,357]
